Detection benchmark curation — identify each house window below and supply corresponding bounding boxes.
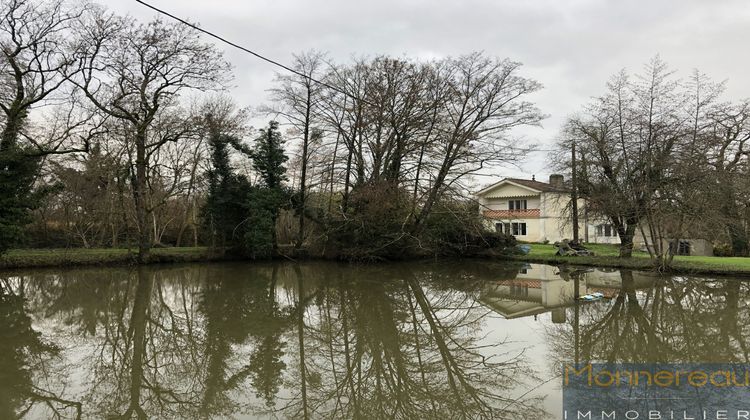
[510,284,529,298]
[512,222,527,236]
[498,222,526,236]
[669,240,691,256]
[496,223,511,234]
[509,200,527,210]
[596,224,615,237]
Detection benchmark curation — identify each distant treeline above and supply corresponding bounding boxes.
[1,0,537,260]
[554,57,750,267]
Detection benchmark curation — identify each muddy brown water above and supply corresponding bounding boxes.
[0,260,745,419]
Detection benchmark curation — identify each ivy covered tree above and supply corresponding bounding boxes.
[243,121,289,258]
[202,115,253,252]
[252,121,288,190]
[0,0,87,254]
[0,151,41,254]
[202,119,289,259]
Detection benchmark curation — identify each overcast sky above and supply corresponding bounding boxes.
[107,0,750,183]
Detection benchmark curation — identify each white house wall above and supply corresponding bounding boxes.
[477,180,647,245]
[538,192,579,242]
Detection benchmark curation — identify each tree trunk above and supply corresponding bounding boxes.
[175,223,185,247]
[297,90,311,249]
[386,132,404,185]
[327,130,341,213]
[412,151,453,234]
[342,144,353,212]
[571,142,579,242]
[617,221,638,258]
[0,107,25,150]
[133,129,151,263]
[412,142,426,212]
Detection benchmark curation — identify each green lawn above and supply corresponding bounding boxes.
[671,255,750,272]
[0,247,219,269]
[5,243,750,276]
[523,242,648,258]
[513,243,750,276]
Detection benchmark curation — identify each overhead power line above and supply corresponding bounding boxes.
[134,0,367,104]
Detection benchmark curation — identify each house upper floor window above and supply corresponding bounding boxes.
[509,200,527,210]
[596,224,615,237]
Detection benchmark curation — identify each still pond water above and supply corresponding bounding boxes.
[0,260,746,419]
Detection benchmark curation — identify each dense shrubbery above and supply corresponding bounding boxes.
[421,200,517,256]
[323,182,516,261]
[325,182,413,260]
[713,243,734,257]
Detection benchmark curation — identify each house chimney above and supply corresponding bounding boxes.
[549,174,564,188]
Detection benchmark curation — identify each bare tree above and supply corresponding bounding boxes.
[0,0,96,253]
[77,13,231,261]
[412,54,543,232]
[563,58,683,260]
[0,0,88,150]
[265,51,327,248]
[560,57,742,264]
[704,99,750,255]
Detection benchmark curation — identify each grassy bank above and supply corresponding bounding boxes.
[0,247,226,269]
[511,243,750,277]
[5,243,750,277]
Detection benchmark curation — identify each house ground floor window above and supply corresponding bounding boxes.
[510,284,529,298]
[596,224,615,237]
[496,222,527,236]
[669,240,691,256]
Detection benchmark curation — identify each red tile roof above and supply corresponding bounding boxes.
[483,209,540,219]
[506,178,570,193]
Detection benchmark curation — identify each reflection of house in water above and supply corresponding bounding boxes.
[480,264,655,323]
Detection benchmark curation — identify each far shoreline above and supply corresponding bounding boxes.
[2,244,750,278]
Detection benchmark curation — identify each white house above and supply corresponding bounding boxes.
[475,174,619,244]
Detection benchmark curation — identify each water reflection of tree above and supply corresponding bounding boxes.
[3,264,295,418]
[91,265,295,418]
[4,261,546,419]
[88,267,204,419]
[547,270,750,365]
[278,263,547,420]
[0,275,82,419]
[199,264,293,415]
